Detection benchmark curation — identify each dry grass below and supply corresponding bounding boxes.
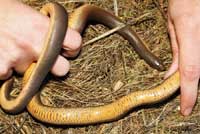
[1,0,200,133]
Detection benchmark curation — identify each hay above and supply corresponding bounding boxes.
[1,0,200,133]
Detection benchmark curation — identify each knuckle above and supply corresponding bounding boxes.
[182,65,200,81]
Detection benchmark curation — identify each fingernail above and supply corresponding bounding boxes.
[183,108,192,116]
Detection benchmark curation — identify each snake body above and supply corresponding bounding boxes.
[26,70,179,125]
[26,4,180,125]
[68,5,165,71]
[0,3,180,125]
[0,3,68,113]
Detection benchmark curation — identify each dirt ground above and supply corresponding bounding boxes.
[1,0,200,134]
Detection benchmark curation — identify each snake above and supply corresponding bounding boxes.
[0,3,68,113]
[1,3,180,125]
[27,4,180,125]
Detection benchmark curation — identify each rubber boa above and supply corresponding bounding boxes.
[26,69,179,125]
[24,4,180,125]
[0,3,68,113]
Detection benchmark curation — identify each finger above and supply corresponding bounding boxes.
[165,17,179,79]
[175,19,200,115]
[32,19,82,59]
[62,28,82,58]
[50,55,70,77]
[0,37,14,80]
[13,45,36,74]
[180,49,200,116]
[14,58,34,74]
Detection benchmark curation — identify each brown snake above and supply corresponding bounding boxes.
[0,3,180,125]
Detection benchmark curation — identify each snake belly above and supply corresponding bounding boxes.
[0,2,68,113]
[25,4,180,125]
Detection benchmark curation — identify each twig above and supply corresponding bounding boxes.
[113,0,118,16]
[83,23,126,46]
[14,114,28,134]
[152,0,167,21]
[146,104,169,127]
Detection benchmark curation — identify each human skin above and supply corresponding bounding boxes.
[0,0,82,80]
[166,0,200,116]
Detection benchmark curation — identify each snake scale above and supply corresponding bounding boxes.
[0,2,180,125]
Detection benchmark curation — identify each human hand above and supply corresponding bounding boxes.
[166,0,200,116]
[0,0,82,80]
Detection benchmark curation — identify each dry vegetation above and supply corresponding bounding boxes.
[1,0,200,133]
